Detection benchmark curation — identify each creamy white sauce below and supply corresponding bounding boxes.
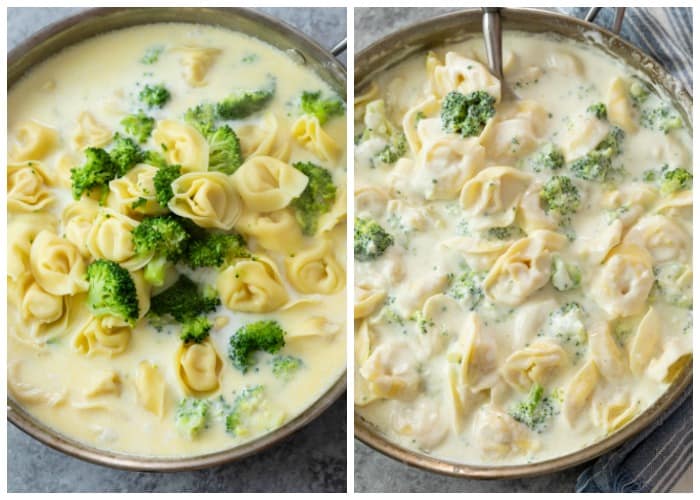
[354,32,692,465]
[8,23,346,457]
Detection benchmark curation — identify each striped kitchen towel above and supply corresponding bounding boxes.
[556,7,693,493]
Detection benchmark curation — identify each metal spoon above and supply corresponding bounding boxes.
[482,7,518,101]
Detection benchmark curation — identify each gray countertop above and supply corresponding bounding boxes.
[7,7,346,493]
[353,7,691,493]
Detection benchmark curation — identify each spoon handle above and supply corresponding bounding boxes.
[482,7,504,81]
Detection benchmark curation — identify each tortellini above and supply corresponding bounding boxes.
[391,398,448,451]
[623,215,690,264]
[447,313,499,394]
[7,161,54,213]
[72,317,131,357]
[175,340,223,396]
[628,306,661,376]
[563,360,599,427]
[236,112,291,161]
[291,115,341,162]
[71,111,112,150]
[108,164,168,216]
[441,237,510,273]
[354,81,380,121]
[588,321,627,381]
[561,114,610,162]
[235,208,303,254]
[483,230,566,306]
[285,239,345,295]
[479,100,547,161]
[134,361,167,417]
[501,339,568,392]
[62,198,100,257]
[232,156,308,212]
[8,361,66,407]
[647,337,691,384]
[30,230,88,295]
[8,213,57,282]
[87,209,152,270]
[153,119,209,172]
[460,166,532,230]
[169,171,242,229]
[9,120,58,161]
[592,392,638,434]
[359,339,421,400]
[591,244,654,318]
[354,278,388,319]
[606,77,637,133]
[175,45,221,87]
[217,256,289,313]
[474,406,536,459]
[429,52,501,101]
[85,370,122,398]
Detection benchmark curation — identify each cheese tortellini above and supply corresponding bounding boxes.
[7,161,54,213]
[72,317,132,358]
[30,230,88,296]
[217,256,289,313]
[175,340,223,396]
[285,239,345,295]
[71,111,112,150]
[232,156,308,212]
[235,208,304,253]
[169,172,242,229]
[108,164,168,216]
[10,120,58,161]
[291,115,341,162]
[153,119,209,172]
[236,112,291,161]
[87,209,152,270]
[175,45,221,87]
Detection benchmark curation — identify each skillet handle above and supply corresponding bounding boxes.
[584,7,626,35]
[331,38,347,58]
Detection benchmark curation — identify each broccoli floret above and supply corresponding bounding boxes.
[184,103,218,137]
[440,90,496,137]
[207,125,243,174]
[150,275,219,323]
[652,263,692,308]
[290,161,337,235]
[109,133,144,175]
[354,217,393,261]
[629,80,650,106]
[542,302,587,349]
[86,259,139,325]
[531,143,565,172]
[139,84,170,109]
[141,45,164,65]
[570,127,625,182]
[540,176,581,216]
[120,112,155,144]
[446,269,485,310]
[143,150,169,169]
[487,225,525,240]
[70,147,120,202]
[228,320,285,373]
[185,232,250,268]
[271,355,303,380]
[359,100,407,165]
[551,256,581,291]
[659,167,692,195]
[300,90,345,124]
[132,215,190,286]
[225,385,284,438]
[180,316,213,344]
[509,383,556,432]
[175,397,209,438]
[216,79,275,120]
[640,106,683,134]
[153,164,181,207]
[587,102,607,120]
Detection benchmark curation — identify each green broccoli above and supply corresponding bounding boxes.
[86,259,139,325]
[300,90,345,124]
[540,176,581,217]
[109,133,144,175]
[290,161,337,235]
[132,215,190,286]
[652,263,692,308]
[446,269,485,310]
[659,167,692,195]
[153,164,181,206]
[141,45,164,65]
[487,225,525,240]
[551,255,581,291]
[139,83,170,109]
[142,150,169,169]
[228,320,285,373]
[440,90,496,137]
[175,397,210,438]
[354,217,393,261]
[587,102,607,120]
[640,106,683,134]
[149,275,220,323]
[358,100,407,165]
[185,232,250,268]
[225,385,284,438]
[120,112,155,143]
[570,126,625,182]
[531,143,565,172]
[70,147,120,202]
[207,125,243,174]
[629,80,650,106]
[184,103,218,136]
[271,355,303,381]
[216,79,275,120]
[509,383,556,432]
[542,302,587,350]
[180,316,213,344]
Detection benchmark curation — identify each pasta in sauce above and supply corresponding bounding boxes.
[354,32,692,465]
[8,23,346,457]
